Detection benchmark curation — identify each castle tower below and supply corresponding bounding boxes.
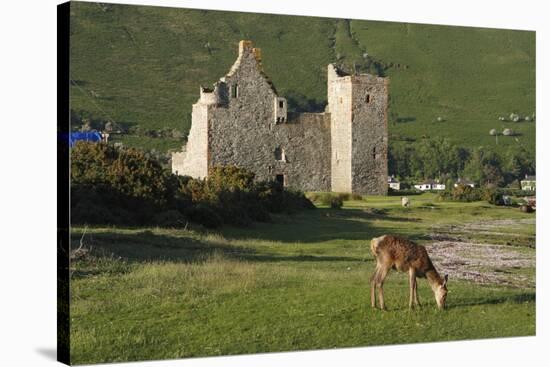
[327,64,388,195]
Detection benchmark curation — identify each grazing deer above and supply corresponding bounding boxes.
[370,235,448,310]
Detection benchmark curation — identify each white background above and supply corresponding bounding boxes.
[0,0,547,366]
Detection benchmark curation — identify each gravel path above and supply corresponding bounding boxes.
[426,219,535,288]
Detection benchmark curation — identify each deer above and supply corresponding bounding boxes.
[370,235,448,310]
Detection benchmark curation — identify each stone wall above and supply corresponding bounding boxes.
[350,75,388,195]
[274,112,331,191]
[327,65,353,193]
[327,64,388,195]
[207,41,331,191]
[171,103,209,178]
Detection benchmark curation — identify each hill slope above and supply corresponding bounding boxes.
[69,2,535,155]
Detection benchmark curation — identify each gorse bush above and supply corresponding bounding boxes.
[71,142,177,225]
[71,142,314,228]
[308,192,345,209]
[437,184,482,202]
[329,196,343,209]
[437,184,506,206]
[178,166,314,226]
[452,184,483,202]
[153,210,186,227]
[483,188,504,206]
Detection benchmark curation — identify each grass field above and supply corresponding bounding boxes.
[69,2,535,155]
[69,193,536,364]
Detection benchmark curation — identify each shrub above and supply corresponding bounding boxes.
[336,192,350,201]
[316,193,334,206]
[208,165,255,192]
[483,188,504,206]
[177,166,314,227]
[71,145,314,228]
[306,192,321,202]
[72,199,117,225]
[153,210,186,227]
[286,189,316,210]
[438,184,483,202]
[184,203,223,228]
[71,142,179,226]
[494,188,535,198]
[311,193,345,208]
[258,183,314,213]
[329,196,343,209]
[452,184,483,202]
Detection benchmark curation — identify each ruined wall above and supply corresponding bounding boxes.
[173,41,386,195]
[207,41,331,191]
[327,64,388,195]
[350,75,388,195]
[273,113,331,191]
[328,65,353,193]
[172,102,209,178]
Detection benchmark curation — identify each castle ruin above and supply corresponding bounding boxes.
[172,40,388,195]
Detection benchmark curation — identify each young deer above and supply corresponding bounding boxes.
[370,235,448,310]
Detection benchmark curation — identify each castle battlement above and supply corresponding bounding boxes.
[173,40,388,194]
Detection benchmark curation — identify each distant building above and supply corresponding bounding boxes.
[388,176,400,190]
[454,178,475,188]
[414,182,431,191]
[521,175,536,191]
[414,179,445,191]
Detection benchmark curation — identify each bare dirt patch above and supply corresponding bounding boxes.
[430,218,535,248]
[426,241,535,288]
[426,218,535,288]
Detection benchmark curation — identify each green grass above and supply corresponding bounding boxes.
[69,193,535,364]
[69,2,535,154]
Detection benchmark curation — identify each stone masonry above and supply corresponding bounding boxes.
[172,40,388,195]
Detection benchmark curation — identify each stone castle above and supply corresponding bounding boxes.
[172,40,388,194]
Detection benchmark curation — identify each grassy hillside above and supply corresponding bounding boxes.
[69,2,535,154]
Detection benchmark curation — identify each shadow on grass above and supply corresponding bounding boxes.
[71,230,251,264]
[370,293,536,312]
[70,207,423,271]
[70,228,371,270]
[447,292,535,310]
[220,207,423,244]
[238,253,368,263]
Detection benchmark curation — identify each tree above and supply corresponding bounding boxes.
[462,148,504,187]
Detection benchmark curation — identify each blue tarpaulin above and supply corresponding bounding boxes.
[64,132,103,147]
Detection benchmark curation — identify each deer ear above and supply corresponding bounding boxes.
[443,274,449,285]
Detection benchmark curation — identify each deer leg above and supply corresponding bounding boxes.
[376,266,390,310]
[370,265,379,308]
[408,269,416,309]
[413,277,421,307]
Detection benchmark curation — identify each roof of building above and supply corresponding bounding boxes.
[522,175,536,181]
